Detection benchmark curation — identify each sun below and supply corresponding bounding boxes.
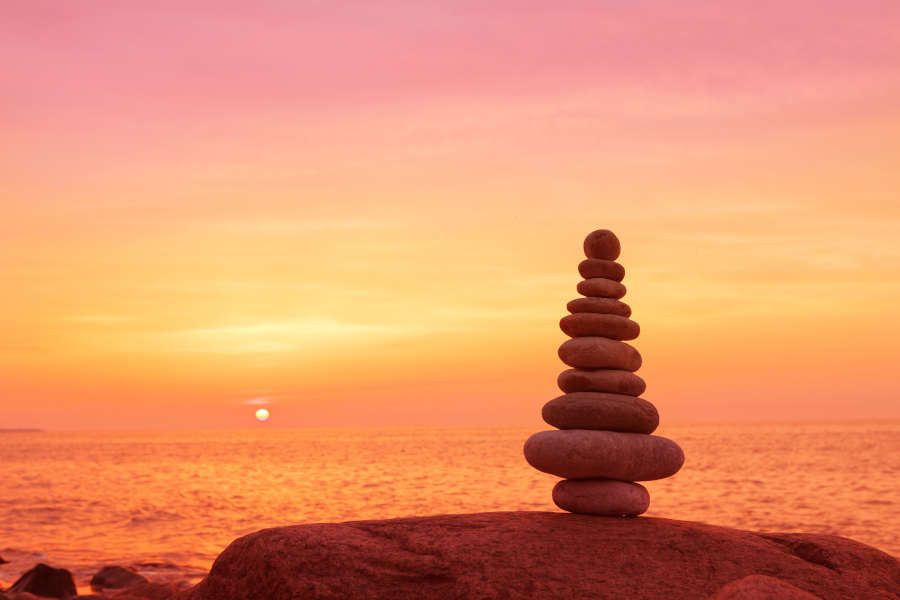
[255,408,270,422]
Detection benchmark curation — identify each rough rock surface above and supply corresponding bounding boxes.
[712,574,824,599]
[542,392,659,433]
[567,297,632,317]
[104,581,183,599]
[181,512,899,600]
[524,429,684,480]
[557,368,647,395]
[8,563,76,599]
[91,566,149,591]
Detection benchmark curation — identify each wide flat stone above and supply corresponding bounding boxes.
[558,337,642,371]
[523,429,684,480]
[543,392,658,433]
[578,259,625,281]
[566,297,631,317]
[576,278,627,299]
[583,229,621,260]
[559,313,639,339]
[558,368,647,395]
[552,479,650,516]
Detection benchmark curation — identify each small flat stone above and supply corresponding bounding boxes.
[543,392,658,433]
[566,297,631,317]
[576,278,627,299]
[552,479,650,516]
[559,314,639,339]
[558,369,647,395]
[523,429,685,480]
[583,229,621,260]
[578,259,625,281]
[558,337,642,371]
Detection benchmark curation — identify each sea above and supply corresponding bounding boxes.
[1,422,897,592]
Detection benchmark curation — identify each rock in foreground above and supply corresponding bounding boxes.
[7,563,76,599]
[91,566,149,591]
[184,512,899,600]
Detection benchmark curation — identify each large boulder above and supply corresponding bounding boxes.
[183,511,899,600]
[8,563,76,599]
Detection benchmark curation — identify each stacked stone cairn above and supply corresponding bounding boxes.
[523,229,684,516]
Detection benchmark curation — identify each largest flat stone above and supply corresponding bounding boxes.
[523,429,684,480]
[184,512,900,600]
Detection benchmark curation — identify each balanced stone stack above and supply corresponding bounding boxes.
[523,229,684,516]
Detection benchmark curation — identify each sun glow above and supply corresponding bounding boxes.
[255,408,270,422]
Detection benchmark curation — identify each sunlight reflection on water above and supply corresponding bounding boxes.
[0,422,897,587]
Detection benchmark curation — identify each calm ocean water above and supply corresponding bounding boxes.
[1,423,897,590]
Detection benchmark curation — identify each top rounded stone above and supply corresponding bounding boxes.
[583,229,621,260]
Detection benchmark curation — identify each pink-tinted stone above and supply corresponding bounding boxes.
[578,259,625,281]
[523,429,684,480]
[558,337,642,371]
[559,314,639,339]
[543,392,658,433]
[558,369,647,395]
[566,297,631,317]
[583,229,621,260]
[552,479,650,516]
[576,278,627,299]
[712,575,823,599]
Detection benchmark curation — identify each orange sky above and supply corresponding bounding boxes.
[2,1,900,429]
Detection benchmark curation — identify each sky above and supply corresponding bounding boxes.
[2,1,900,429]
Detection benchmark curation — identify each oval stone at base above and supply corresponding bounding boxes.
[523,429,685,480]
[553,479,650,516]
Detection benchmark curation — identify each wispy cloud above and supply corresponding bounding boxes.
[65,314,136,324]
[244,397,272,406]
[205,218,396,234]
[163,318,445,354]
